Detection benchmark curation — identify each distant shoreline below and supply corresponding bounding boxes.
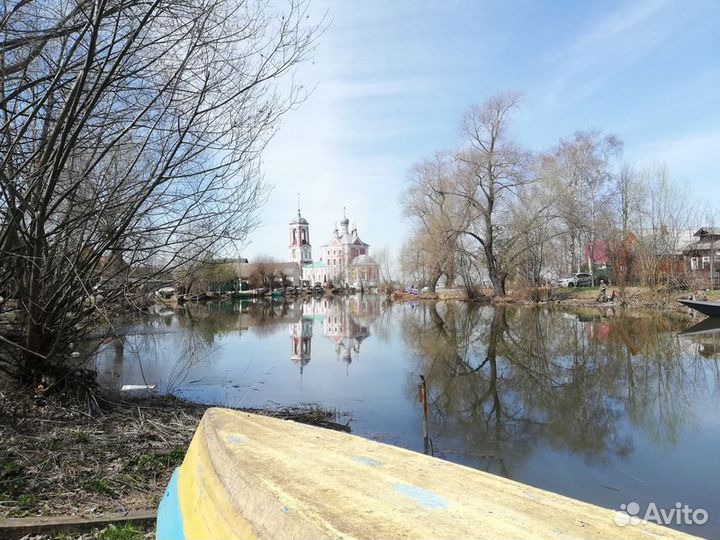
[390,285,716,315]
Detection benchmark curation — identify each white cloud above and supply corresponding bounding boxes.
[541,0,682,106]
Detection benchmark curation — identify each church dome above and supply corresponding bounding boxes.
[290,211,308,225]
[351,254,377,266]
[340,216,350,226]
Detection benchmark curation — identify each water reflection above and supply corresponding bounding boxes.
[400,304,720,536]
[289,296,377,373]
[92,297,720,536]
[95,296,382,391]
[681,318,720,358]
[403,305,719,462]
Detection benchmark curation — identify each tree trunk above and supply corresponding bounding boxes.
[23,217,48,379]
[427,270,442,293]
[484,244,506,297]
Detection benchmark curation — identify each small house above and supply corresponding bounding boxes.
[683,227,720,285]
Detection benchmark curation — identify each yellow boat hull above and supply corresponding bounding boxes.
[156,408,697,539]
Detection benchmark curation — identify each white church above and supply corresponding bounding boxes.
[288,206,380,287]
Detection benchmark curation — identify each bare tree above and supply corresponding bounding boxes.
[451,92,533,296]
[509,180,557,299]
[373,246,395,289]
[398,93,703,299]
[248,255,281,289]
[401,151,464,292]
[634,164,695,286]
[548,130,622,282]
[605,163,644,293]
[401,94,552,298]
[0,0,320,386]
[398,232,430,288]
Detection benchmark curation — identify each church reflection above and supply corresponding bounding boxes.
[92,295,384,391]
[289,296,378,374]
[290,317,312,373]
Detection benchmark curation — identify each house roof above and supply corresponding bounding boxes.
[694,227,720,237]
[322,233,369,249]
[683,239,720,253]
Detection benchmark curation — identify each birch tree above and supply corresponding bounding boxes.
[549,130,622,281]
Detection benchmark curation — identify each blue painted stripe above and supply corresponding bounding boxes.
[156,468,186,540]
[351,455,383,467]
[393,482,449,509]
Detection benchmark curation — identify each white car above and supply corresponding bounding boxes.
[556,273,592,288]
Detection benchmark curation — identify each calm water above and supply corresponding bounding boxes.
[92,296,720,536]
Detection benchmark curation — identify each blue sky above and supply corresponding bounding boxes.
[248,0,720,261]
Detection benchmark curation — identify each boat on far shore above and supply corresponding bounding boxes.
[678,299,720,318]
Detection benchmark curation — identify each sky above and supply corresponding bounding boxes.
[246,0,720,262]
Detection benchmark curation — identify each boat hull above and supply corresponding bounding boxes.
[156,408,695,540]
[681,317,720,335]
[678,299,720,317]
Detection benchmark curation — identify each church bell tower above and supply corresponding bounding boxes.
[289,195,312,265]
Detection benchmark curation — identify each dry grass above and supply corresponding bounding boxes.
[386,284,720,313]
[706,289,720,301]
[546,285,716,311]
[550,286,602,300]
[18,522,153,540]
[0,384,350,520]
[1,389,203,519]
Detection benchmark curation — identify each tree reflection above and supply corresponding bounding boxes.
[93,296,389,391]
[402,304,720,475]
[176,299,299,342]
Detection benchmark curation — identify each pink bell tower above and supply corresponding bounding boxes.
[289,194,312,265]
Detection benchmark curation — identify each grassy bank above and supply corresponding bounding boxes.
[0,383,350,529]
[393,285,720,312]
[546,285,720,310]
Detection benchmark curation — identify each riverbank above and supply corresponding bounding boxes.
[0,383,350,530]
[394,285,720,313]
[533,285,720,312]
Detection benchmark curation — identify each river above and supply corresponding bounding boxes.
[91,295,720,536]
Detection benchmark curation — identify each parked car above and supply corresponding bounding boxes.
[556,272,592,288]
